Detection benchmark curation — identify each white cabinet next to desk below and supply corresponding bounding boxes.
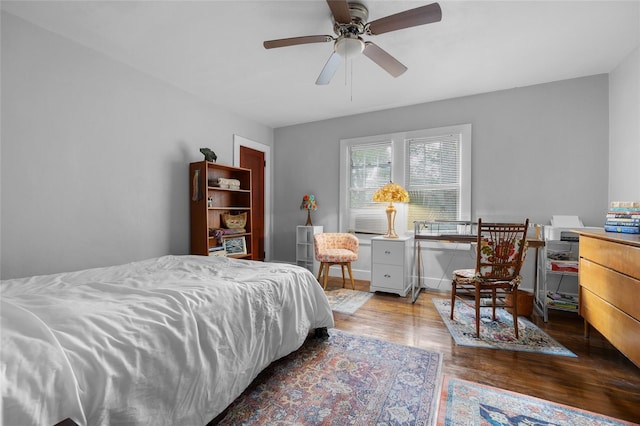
[370,236,412,296]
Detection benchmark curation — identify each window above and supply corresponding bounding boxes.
[340,124,471,235]
[406,134,461,225]
[349,142,392,211]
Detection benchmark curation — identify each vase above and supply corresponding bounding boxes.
[305,209,313,226]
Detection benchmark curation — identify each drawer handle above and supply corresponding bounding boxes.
[384,274,391,278]
[385,250,391,254]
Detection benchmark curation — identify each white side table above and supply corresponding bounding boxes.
[296,225,323,274]
[370,235,412,296]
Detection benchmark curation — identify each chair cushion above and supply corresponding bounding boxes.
[452,268,478,283]
[316,248,358,262]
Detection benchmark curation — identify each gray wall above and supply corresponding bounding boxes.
[609,45,640,202]
[273,75,610,291]
[1,12,273,279]
[273,75,610,265]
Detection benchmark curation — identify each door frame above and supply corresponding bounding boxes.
[233,134,271,261]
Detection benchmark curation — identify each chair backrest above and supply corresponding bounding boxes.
[474,218,529,281]
[314,233,359,255]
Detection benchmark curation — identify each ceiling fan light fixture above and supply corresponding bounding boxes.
[335,36,365,58]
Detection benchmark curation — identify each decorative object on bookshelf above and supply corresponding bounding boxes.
[224,236,247,256]
[192,170,202,201]
[604,201,640,234]
[222,212,247,229]
[199,147,217,162]
[372,182,410,238]
[208,245,227,257]
[217,177,240,189]
[300,194,318,226]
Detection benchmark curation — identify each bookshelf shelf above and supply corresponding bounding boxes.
[535,230,579,322]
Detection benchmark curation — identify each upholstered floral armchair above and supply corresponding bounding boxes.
[313,233,359,290]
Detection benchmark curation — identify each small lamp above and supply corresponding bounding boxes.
[300,194,318,226]
[373,183,410,238]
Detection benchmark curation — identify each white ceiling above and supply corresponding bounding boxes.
[3,1,639,128]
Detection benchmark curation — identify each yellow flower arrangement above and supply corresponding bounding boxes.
[372,183,410,203]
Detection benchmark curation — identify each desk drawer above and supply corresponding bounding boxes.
[372,242,405,265]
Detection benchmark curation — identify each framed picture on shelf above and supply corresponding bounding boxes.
[224,236,247,256]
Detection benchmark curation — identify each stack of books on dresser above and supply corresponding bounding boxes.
[604,201,640,234]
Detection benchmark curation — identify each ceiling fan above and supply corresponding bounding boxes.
[263,0,442,85]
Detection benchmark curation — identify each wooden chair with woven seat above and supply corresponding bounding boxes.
[313,233,359,290]
[450,218,529,338]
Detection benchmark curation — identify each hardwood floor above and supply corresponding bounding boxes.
[327,277,640,424]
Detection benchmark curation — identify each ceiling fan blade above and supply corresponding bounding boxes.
[326,0,352,24]
[367,2,442,35]
[316,51,344,85]
[264,35,333,49]
[362,42,407,77]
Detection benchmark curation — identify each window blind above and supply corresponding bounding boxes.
[349,142,392,209]
[406,134,461,225]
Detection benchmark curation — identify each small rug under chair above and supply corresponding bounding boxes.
[217,328,442,425]
[437,376,636,425]
[324,286,373,314]
[433,298,576,357]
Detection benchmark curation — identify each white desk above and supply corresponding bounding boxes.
[411,221,544,303]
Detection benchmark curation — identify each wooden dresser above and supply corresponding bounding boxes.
[577,229,640,367]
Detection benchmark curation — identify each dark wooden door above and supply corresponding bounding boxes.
[240,146,265,261]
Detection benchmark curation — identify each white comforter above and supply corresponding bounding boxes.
[1,255,334,425]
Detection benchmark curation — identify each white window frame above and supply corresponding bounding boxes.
[339,124,472,237]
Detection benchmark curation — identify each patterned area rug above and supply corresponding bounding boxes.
[437,376,635,425]
[324,287,373,314]
[217,329,442,425]
[433,298,576,357]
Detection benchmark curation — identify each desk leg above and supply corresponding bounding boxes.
[412,241,422,303]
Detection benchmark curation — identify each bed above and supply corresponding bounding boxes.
[1,255,334,425]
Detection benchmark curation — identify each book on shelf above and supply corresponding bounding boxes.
[546,292,578,309]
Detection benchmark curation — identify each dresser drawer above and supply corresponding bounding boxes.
[579,258,640,321]
[372,241,405,265]
[580,288,640,367]
[580,236,640,279]
[371,264,406,291]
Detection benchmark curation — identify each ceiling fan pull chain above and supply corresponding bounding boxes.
[344,55,348,87]
[350,61,354,102]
